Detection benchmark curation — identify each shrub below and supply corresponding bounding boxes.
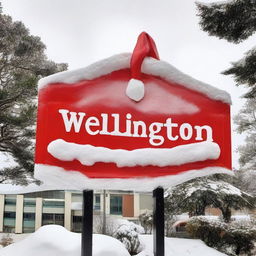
[113,219,144,255]
[139,211,153,234]
[0,234,13,247]
[186,217,256,256]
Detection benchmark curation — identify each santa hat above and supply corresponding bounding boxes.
[126,32,160,102]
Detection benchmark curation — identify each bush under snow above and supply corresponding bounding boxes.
[186,217,256,256]
[114,219,144,255]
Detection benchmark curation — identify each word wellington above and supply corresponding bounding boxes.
[59,109,213,146]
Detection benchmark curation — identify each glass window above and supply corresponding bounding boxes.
[3,212,16,233]
[24,198,36,207]
[94,195,101,211]
[42,213,64,226]
[110,195,122,215]
[5,198,16,206]
[72,216,82,232]
[23,213,35,233]
[43,200,64,208]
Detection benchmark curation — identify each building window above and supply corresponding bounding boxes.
[94,195,101,211]
[3,212,16,233]
[5,197,16,206]
[110,195,122,215]
[42,213,64,226]
[24,198,36,208]
[43,200,64,208]
[72,216,82,232]
[23,213,35,233]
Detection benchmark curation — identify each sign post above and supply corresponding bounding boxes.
[153,187,165,256]
[81,190,93,256]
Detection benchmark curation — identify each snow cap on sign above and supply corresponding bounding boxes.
[38,39,231,104]
[126,32,160,102]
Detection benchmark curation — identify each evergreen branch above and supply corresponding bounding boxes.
[0,92,23,108]
[197,0,256,43]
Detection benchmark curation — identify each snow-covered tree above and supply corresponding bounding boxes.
[0,12,67,184]
[165,176,254,222]
[234,169,256,196]
[231,98,256,195]
[197,0,256,197]
[139,211,153,234]
[234,98,256,169]
[197,0,256,98]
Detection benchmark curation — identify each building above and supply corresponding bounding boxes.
[0,190,153,234]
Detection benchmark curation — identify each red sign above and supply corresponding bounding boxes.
[34,33,231,190]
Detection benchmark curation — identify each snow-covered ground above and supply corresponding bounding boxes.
[137,235,227,256]
[0,225,227,256]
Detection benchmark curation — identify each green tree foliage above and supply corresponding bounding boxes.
[0,13,67,184]
[197,0,256,98]
[165,176,254,223]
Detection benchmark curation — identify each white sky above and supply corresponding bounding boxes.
[1,0,256,168]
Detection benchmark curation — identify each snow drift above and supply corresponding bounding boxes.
[0,225,228,256]
[137,235,227,256]
[0,225,130,256]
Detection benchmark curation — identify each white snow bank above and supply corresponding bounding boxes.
[0,225,130,256]
[0,226,228,256]
[137,235,227,256]
[48,139,221,167]
[38,53,231,104]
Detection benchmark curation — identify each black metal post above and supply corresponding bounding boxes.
[81,190,93,256]
[153,187,165,256]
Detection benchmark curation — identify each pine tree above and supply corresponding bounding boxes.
[234,169,256,196]
[197,0,256,98]
[165,176,254,222]
[197,0,256,197]
[233,98,256,195]
[0,13,67,184]
[234,98,256,168]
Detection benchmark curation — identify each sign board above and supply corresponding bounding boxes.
[34,33,231,191]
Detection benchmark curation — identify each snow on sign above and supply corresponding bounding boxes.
[34,32,232,191]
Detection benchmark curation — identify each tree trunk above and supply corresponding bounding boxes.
[221,207,231,223]
[195,204,206,216]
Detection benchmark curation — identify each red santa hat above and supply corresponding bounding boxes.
[126,32,160,102]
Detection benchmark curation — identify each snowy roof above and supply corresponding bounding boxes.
[38,53,231,105]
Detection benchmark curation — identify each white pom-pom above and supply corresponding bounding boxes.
[126,79,145,102]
